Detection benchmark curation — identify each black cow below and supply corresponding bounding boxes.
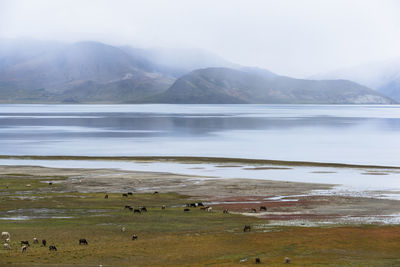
[184,208,190,212]
[42,239,47,247]
[255,258,261,264]
[124,205,132,209]
[140,207,147,212]
[48,182,53,186]
[20,241,30,247]
[197,202,204,207]
[79,239,88,245]
[153,191,159,194]
[260,206,267,211]
[129,207,133,211]
[243,225,251,232]
[127,192,133,196]
[122,193,128,197]
[134,209,141,214]
[104,194,109,199]
[49,245,57,251]
[132,235,138,240]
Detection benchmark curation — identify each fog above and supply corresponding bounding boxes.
[1,0,399,77]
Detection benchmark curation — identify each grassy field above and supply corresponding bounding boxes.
[1,173,400,266]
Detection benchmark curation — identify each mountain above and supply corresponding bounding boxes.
[0,40,175,103]
[0,39,396,104]
[149,67,395,104]
[311,59,400,101]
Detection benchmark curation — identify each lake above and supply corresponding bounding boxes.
[0,104,400,166]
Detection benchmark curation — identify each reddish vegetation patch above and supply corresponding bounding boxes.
[207,195,339,221]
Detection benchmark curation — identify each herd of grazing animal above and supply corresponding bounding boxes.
[2,192,288,264]
[1,232,60,253]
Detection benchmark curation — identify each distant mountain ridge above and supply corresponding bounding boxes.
[311,58,400,102]
[0,39,396,104]
[148,68,394,104]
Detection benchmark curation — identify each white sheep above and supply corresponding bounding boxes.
[1,232,10,239]
[3,243,11,250]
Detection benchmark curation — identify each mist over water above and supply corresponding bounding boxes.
[0,104,399,166]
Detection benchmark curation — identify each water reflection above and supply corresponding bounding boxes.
[0,104,399,166]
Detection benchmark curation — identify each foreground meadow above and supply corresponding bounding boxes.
[1,169,400,266]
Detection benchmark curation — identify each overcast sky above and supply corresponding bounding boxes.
[1,0,399,77]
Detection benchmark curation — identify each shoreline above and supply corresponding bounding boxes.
[0,155,399,169]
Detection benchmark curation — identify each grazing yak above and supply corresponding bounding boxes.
[140,207,147,212]
[285,257,291,264]
[124,205,132,209]
[243,225,251,232]
[132,235,138,240]
[48,182,53,186]
[33,238,39,244]
[21,245,27,253]
[127,192,133,196]
[104,194,109,199]
[161,205,166,210]
[223,209,229,214]
[153,191,159,194]
[79,239,88,245]
[134,209,141,214]
[184,208,190,212]
[42,239,47,247]
[3,243,11,250]
[255,258,261,264]
[260,206,267,211]
[251,208,257,213]
[1,232,10,239]
[49,245,57,251]
[20,241,30,247]
[122,193,128,198]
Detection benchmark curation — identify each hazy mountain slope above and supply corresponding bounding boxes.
[312,59,400,101]
[121,46,238,77]
[0,40,175,102]
[151,68,395,104]
[53,75,174,103]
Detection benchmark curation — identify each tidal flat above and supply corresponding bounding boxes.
[1,164,400,266]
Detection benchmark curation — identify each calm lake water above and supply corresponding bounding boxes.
[0,104,400,166]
